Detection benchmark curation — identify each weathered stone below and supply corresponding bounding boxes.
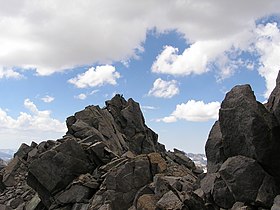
[67,104,128,156]
[71,203,89,210]
[154,175,178,198]
[148,153,167,176]
[105,95,161,154]
[14,143,34,160]
[91,155,152,210]
[156,190,183,210]
[74,173,100,189]
[205,121,225,173]
[137,194,157,210]
[133,184,155,207]
[87,141,118,165]
[182,192,206,210]
[230,202,254,210]
[219,85,280,177]
[0,204,12,210]
[266,71,280,123]
[98,204,112,210]
[2,156,20,187]
[0,175,6,193]
[256,174,279,207]
[25,194,41,210]
[0,159,6,171]
[272,195,280,210]
[212,176,234,209]
[55,185,93,204]
[219,156,265,204]
[7,197,24,209]
[27,139,92,207]
[171,149,196,170]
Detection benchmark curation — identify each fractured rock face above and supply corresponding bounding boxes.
[219,85,280,176]
[266,71,280,124]
[0,94,200,210]
[27,138,93,207]
[203,71,280,209]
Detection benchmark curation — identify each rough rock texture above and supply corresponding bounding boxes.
[203,71,280,209]
[0,159,6,171]
[0,94,203,210]
[266,71,280,124]
[1,71,280,210]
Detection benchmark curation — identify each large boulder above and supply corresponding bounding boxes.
[89,155,152,210]
[27,138,92,208]
[219,84,280,177]
[204,71,280,209]
[219,156,278,207]
[205,121,226,173]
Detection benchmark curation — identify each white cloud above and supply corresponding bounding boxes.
[158,100,220,122]
[41,95,54,103]
[75,93,87,100]
[141,105,157,110]
[0,99,66,149]
[151,42,230,76]
[0,99,66,132]
[0,67,23,79]
[68,65,120,88]
[74,90,99,100]
[0,1,279,75]
[253,22,280,98]
[148,78,179,98]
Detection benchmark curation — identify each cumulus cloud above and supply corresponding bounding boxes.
[158,100,220,122]
[0,99,66,148]
[41,95,54,103]
[151,41,231,76]
[148,78,179,98]
[68,65,120,88]
[0,99,66,132]
[75,93,87,100]
[0,1,279,75]
[254,22,280,98]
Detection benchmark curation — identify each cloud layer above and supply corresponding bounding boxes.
[0,0,279,77]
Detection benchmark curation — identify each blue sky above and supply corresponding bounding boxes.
[0,1,280,153]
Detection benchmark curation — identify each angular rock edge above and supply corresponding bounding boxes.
[0,94,204,210]
[0,71,280,210]
[203,70,280,209]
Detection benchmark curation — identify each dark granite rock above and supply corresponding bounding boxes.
[204,72,280,209]
[266,71,280,123]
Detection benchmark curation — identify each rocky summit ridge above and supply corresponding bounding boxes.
[0,71,280,210]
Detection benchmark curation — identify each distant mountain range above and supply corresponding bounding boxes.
[0,149,15,161]
[186,153,207,172]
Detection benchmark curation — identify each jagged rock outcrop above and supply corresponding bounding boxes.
[203,71,280,209]
[0,94,203,210]
[1,71,280,210]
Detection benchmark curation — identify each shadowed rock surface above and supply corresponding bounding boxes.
[1,71,280,210]
[203,71,280,209]
[0,94,202,210]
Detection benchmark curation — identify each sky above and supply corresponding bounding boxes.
[0,1,280,153]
